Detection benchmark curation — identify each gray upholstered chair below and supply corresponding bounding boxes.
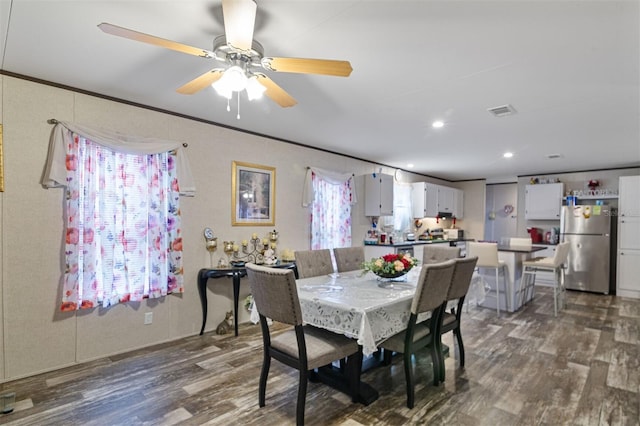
[246,263,362,426]
[438,256,478,381]
[333,247,365,273]
[294,249,334,278]
[423,245,461,265]
[379,259,456,408]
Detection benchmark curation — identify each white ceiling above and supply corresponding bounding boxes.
[1,0,638,182]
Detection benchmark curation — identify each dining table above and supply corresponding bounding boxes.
[250,266,439,404]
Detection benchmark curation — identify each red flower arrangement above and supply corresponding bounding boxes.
[362,252,418,278]
[588,180,600,191]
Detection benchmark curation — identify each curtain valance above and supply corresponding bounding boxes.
[42,121,196,196]
[302,166,357,207]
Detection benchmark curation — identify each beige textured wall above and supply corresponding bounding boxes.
[0,76,436,381]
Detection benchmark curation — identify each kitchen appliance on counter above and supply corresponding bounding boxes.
[561,205,616,294]
[445,229,464,240]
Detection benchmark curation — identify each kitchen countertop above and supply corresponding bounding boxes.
[365,239,473,248]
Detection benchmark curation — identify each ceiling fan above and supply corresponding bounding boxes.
[98,0,353,109]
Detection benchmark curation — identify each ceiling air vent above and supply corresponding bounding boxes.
[547,154,563,159]
[488,104,517,117]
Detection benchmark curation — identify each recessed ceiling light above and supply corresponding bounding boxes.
[407,163,414,168]
[503,152,514,158]
[432,121,444,128]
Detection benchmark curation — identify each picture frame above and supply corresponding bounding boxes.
[231,161,275,226]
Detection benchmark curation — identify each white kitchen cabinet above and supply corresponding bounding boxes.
[437,186,455,215]
[617,175,640,299]
[453,188,464,219]
[617,250,640,298]
[525,183,564,220]
[412,182,463,218]
[365,174,394,216]
[619,176,640,218]
[412,182,438,218]
[618,216,640,251]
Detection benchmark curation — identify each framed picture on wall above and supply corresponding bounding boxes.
[232,161,275,226]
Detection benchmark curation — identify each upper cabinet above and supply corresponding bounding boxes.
[454,187,464,219]
[525,183,564,220]
[412,182,464,218]
[412,182,438,218]
[619,176,640,217]
[365,174,394,216]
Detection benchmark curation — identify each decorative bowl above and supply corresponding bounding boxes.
[373,270,408,279]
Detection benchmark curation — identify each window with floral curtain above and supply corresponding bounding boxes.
[42,122,195,311]
[302,167,356,249]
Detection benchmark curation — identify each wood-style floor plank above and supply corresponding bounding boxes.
[1,288,639,425]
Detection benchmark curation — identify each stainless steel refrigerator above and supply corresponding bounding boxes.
[560,205,615,294]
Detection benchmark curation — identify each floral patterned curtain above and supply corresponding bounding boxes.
[59,133,183,311]
[309,170,353,249]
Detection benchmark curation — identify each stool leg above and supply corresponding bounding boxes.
[495,268,500,316]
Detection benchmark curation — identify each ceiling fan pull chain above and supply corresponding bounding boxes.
[237,93,241,120]
[226,97,231,112]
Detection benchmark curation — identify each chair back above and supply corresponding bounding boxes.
[423,246,461,265]
[509,237,532,248]
[411,259,456,315]
[246,263,302,326]
[294,249,334,278]
[467,242,500,268]
[552,241,571,267]
[333,247,365,272]
[447,256,479,301]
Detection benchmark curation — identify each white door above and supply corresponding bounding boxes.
[485,183,517,242]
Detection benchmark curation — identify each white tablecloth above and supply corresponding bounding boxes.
[252,268,424,356]
[250,267,486,356]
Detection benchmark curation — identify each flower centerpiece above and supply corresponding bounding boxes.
[362,253,418,279]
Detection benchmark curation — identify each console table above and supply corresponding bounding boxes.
[197,262,297,336]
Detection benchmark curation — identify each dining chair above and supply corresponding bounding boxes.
[379,259,456,409]
[422,245,461,265]
[246,263,362,426]
[520,241,571,316]
[509,237,532,247]
[466,242,508,316]
[294,249,334,278]
[437,256,478,382]
[333,246,365,273]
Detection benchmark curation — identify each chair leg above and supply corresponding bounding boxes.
[296,369,308,426]
[455,327,465,367]
[259,353,271,407]
[403,351,415,409]
[495,268,500,316]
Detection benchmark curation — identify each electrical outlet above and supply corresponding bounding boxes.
[144,312,153,325]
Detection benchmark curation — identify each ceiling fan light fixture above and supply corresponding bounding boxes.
[246,76,266,100]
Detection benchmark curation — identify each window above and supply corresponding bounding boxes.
[43,123,194,311]
[304,168,356,250]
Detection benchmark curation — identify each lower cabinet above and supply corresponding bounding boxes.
[617,249,640,299]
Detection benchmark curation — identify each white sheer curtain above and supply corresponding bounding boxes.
[303,167,356,250]
[42,122,195,311]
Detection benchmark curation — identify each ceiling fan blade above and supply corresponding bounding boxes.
[98,23,215,59]
[222,0,257,52]
[176,69,225,94]
[262,57,353,77]
[254,74,297,108]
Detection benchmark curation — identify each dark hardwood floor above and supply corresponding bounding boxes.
[1,287,638,425]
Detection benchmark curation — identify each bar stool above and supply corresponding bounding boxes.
[520,242,571,316]
[466,242,508,316]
